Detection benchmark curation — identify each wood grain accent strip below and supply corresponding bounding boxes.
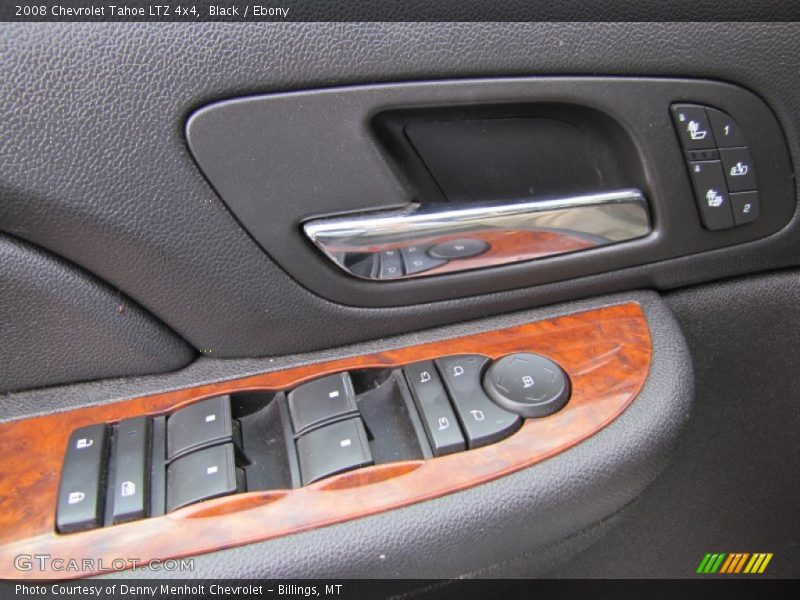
[0,303,651,579]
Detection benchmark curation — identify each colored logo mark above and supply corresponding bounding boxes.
[696,552,773,574]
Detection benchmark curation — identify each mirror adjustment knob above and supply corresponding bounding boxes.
[483,353,570,418]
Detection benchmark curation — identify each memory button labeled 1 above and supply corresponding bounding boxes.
[404,360,465,456]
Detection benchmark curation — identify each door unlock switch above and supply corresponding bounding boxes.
[167,395,233,461]
[56,424,108,533]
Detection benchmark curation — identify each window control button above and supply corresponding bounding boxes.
[671,104,716,150]
[730,191,760,226]
[296,418,372,485]
[436,355,521,449]
[166,443,237,512]
[287,372,358,434]
[688,161,735,230]
[719,147,757,192]
[707,107,746,148]
[111,416,150,524]
[167,395,233,461]
[404,361,465,456]
[56,424,108,533]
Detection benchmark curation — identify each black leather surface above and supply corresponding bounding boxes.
[0,234,194,394]
[86,291,692,579]
[547,271,800,578]
[2,23,800,358]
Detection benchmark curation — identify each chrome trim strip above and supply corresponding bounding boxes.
[303,189,651,281]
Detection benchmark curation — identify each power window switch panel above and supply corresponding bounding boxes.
[56,424,108,533]
[404,361,465,456]
[288,372,358,434]
[688,161,735,230]
[296,418,372,485]
[110,416,150,524]
[436,355,521,449]
[166,443,237,512]
[167,395,233,461]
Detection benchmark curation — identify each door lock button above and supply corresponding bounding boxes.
[56,424,108,533]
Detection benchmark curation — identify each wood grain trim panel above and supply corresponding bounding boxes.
[0,303,651,579]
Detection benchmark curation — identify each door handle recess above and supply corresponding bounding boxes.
[303,189,651,280]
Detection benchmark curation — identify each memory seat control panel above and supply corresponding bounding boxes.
[671,103,760,230]
[55,353,570,533]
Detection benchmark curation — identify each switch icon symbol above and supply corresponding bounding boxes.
[453,365,464,377]
[204,414,216,423]
[470,410,485,421]
[68,491,85,505]
[75,438,93,449]
[522,375,535,388]
[438,417,450,430]
[420,371,431,383]
[120,481,136,497]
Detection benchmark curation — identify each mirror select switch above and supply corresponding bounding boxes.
[296,417,373,485]
[436,355,521,449]
[56,424,108,533]
[167,395,233,461]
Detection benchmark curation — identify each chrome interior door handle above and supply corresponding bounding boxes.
[302,189,651,281]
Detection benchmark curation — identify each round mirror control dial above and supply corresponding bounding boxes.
[482,353,570,418]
